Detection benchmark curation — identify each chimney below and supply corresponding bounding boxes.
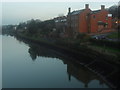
[85,4,89,9]
[68,7,71,14]
[101,5,105,10]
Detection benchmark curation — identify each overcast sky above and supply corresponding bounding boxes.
[2,1,119,25]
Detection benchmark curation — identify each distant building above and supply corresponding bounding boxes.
[54,16,67,31]
[54,16,67,37]
[67,4,112,35]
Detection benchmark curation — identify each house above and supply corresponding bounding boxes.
[54,16,67,37]
[54,16,67,32]
[67,4,91,35]
[89,5,112,33]
[67,4,112,35]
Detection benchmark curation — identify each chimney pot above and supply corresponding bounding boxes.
[101,5,105,10]
[85,4,89,9]
[68,7,71,14]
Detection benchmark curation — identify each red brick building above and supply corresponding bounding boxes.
[67,4,112,35]
[89,5,112,33]
[67,4,91,35]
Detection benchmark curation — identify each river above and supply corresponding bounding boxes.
[2,35,109,88]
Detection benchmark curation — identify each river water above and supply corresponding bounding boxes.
[2,35,109,88]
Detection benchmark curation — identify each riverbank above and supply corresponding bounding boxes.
[16,32,120,65]
[13,33,120,89]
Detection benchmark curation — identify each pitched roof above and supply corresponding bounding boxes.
[70,9,85,15]
[91,10,101,13]
[91,9,108,14]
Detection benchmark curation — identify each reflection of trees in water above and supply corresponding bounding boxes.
[29,47,37,60]
[28,42,77,62]
[27,42,107,88]
[28,44,63,60]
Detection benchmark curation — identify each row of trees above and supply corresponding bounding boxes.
[16,19,55,36]
[108,4,120,19]
[2,19,56,38]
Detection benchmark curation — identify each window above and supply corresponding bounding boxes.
[108,14,112,17]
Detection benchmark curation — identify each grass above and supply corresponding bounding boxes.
[107,32,120,39]
[87,44,120,65]
[88,44,120,55]
[19,32,119,54]
[17,32,120,65]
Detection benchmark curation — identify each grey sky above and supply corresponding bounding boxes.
[2,2,118,25]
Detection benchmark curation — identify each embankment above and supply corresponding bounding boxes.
[15,33,120,89]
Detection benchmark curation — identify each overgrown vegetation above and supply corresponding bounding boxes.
[106,32,120,39]
[108,5,120,19]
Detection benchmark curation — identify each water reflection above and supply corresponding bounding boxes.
[16,36,109,88]
[67,62,105,88]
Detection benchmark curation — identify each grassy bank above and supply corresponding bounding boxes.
[87,44,120,64]
[16,32,120,66]
[107,32,120,39]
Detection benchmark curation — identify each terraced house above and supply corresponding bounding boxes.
[67,4,112,35]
